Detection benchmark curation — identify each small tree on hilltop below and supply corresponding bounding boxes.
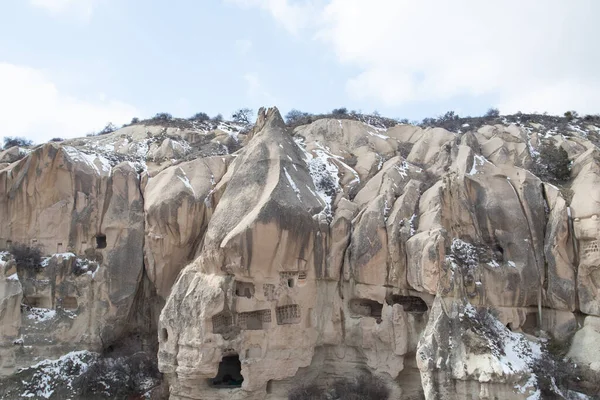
[211,114,223,124]
[3,136,33,149]
[332,107,348,115]
[285,109,311,124]
[564,110,578,122]
[153,112,173,121]
[189,112,210,122]
[231,108,253,124]
[98,123,117,135]
[485,107,500,118]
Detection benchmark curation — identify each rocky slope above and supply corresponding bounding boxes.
[1,107,600,399]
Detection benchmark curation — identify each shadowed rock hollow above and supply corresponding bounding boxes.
[1,107,600,399]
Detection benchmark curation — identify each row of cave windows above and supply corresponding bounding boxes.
[350,296,429,323]
[211,296,428,334]
[212,305,301,333]
[4,235,107,252]
[235,274,305,300]
[205,309,540,390]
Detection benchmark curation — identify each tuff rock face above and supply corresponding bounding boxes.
[1,108,600,399]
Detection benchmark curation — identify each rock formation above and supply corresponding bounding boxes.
[1,108,600,399]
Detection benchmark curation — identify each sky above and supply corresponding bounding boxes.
[1,0,599,144]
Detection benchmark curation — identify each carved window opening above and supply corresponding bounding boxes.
[23,297,45,308]
[210,355,243,388]
[584,241,600,255]
[386,295,428,313]
[212,312,234,334]
[280,272,298,288]
[521,312,538,335]
[276,305,301,325]
[95,234,107,249]
[349,299,383,323]
[237,309,271,330]
[61,296,78,310]
[298,271,307,280]
[263,284,276,301]
[235,281,255,298]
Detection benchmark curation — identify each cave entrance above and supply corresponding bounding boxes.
[349,299,383,323]
[210,355,243,388]
[386,295,429,313]
[95,234,107,249]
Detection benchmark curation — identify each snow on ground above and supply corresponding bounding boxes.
[62,146,111,175]
[283,167,302,201]
[26,308,56,323]
[395,161,410,179]
[468,155,488,175]
[367,130,389,140]
[176,167,196,196]
[0,251,8,268]
[294,138,341,221]
[409,214,417,236]
[17,351,97,399]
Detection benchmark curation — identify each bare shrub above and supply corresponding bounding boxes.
[189,112,210,122]
[10,243,42,272]
[484,107,500,118]
[3,137,33,149]
[153,113,173,121]
[72,336,161,398]
[531,142,571,183]
[231,108,253,124]
[288,382,323,400]
[285,109,312,124]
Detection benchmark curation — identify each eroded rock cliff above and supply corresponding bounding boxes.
[1,108,600,399]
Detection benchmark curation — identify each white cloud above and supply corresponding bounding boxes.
[0,63,139,145]
[230,0,600,115]
[29,0,98,20]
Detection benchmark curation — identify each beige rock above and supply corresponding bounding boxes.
[144,156,231,298]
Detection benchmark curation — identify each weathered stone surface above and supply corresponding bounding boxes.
[144,156,231,298]
[3,110,600,399]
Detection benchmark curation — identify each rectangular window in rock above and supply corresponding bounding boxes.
[235,281,255,298]
[237,309,271,330]
[275,304,301,325]
[584,240,599,255]
[95,234,107,249]
[23,297,45,308]
[263,284,276,300]
[280,272,298,288]
[61,296,78,310]
[212,312,234,334]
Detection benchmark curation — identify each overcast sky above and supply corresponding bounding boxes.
[1,0,599,144]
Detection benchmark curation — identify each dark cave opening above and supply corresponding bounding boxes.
[386,295,429,313]
[96,234,107,249]
[210,355,244,388]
